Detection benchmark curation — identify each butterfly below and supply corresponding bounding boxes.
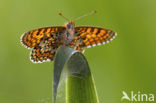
[20,11,117,63]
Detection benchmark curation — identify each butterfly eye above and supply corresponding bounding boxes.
[67,23,71,29]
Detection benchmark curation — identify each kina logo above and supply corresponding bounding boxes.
[121,91,154,102]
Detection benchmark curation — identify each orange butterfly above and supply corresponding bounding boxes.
[20,10,117,63]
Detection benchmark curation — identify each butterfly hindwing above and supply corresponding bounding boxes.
[68,36,85,51]
[30,36,61,63]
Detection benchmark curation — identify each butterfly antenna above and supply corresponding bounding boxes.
[74,10,98,21]
[58,12,70,21]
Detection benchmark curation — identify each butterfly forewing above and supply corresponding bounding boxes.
[21,26,65,48]
[74,27,116,48]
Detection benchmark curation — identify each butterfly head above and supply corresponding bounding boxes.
[64,21,75,39]
[64,21,75,30]
[64,21,75,35]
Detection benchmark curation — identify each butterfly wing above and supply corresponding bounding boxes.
[71,26,117,50]
[30,36,59,63]
[21,26,116,63]
[21,26,65,48]
[21,27,66,63]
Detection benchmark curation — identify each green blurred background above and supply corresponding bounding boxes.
[0,0,156,103]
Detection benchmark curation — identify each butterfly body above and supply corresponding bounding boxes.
[21,21,117,63]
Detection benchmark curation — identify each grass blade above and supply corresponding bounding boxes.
[53,46,99,103]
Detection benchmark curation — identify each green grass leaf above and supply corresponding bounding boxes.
[53,46,99,103]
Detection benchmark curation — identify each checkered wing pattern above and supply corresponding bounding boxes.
[21,27,66,63]
[21,26,65,48]
[70,26,116,50]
